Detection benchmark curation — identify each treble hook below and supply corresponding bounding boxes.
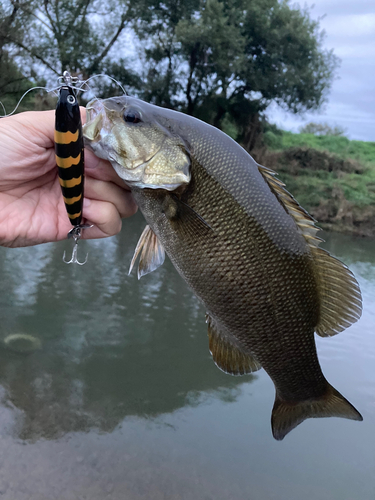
[62,226,91,265]
[63,239,88,265]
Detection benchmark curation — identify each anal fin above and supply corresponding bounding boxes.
[207,314,261,376]
[129,225,165,279]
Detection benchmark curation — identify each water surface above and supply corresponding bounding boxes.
[0,214,373,499]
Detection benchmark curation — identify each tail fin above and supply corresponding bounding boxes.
[271,384,363,441]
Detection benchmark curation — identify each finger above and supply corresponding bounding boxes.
[81,199,123,239]
[16,110,56,147]
[81,107,87,124]
[84,149,130,189]
[84,177,137,218]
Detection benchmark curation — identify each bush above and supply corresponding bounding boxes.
[299,122,346,136]
[263,131,283,149]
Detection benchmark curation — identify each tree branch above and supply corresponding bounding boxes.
[80,0,91,28]
[191,73,204,111]
[42,0,56,34]
[63,0,91,39]
[0,75,29,93]
[10,1,54,33]
[0,1,19,46]
[7,1,20,25]
[5,35,58,74]
[186,43,200,115]
[88,13,128,74]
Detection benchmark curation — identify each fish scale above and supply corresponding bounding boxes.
[133,161,321,394]
[83,96,363,440]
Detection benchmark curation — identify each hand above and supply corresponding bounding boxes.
[0,109,137,247]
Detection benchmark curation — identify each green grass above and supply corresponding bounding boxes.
[260,130,375,235]
[263,130,375,166]
[278,170,375,209]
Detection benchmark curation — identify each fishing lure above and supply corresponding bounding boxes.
[1,70,127,265]
[55,71,91,265]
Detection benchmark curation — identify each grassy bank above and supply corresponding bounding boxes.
[253,131,375,237]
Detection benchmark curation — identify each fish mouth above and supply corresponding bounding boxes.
[85,98,101,120]
[83,98,190,190]
[84,97,126,141]
[83,99,162,179]
[83,99,104,141]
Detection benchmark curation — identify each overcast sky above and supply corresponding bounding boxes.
[267,0,375,141]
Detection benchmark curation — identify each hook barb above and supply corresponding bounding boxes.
[62,224,92,265]
[63,235,89,266]
[63,241,88,265]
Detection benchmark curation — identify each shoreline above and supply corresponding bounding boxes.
[252,136,375,239]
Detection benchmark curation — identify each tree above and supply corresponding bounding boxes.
[0,0,140,96]
[1,0,338,142]
[137,0,339,150]
[134,0,201,109]
[0,1,35,112]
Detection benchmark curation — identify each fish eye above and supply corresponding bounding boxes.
[67,95,76,104]
[124,109,141,124]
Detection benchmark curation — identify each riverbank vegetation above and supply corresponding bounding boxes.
[253,129,375,237]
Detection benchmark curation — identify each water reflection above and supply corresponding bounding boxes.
[322,232,375,266]
[0,212,254,441]
[0,223,373,500]
[0,220,373,444]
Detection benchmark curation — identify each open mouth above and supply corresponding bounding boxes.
[83,99,103,141]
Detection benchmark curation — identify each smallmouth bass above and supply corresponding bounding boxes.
[83,97,362,440]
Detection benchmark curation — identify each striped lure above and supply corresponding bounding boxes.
[55,73,90,264]
[55,86,84,226]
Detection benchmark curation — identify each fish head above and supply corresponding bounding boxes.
[83,96,191,190]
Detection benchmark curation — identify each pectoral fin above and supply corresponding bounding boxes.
[129,225,165,279]
[207,315,261,375]
[162,194,212,238]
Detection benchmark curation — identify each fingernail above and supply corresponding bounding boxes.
[83,198,91,208]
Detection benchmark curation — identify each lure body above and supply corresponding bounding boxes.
[55,86,84,227]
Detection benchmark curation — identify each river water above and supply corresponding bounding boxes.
[0,213,373,500]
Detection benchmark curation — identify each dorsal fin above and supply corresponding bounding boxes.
[258,164,322,247]
[258,163,362,336]
[207,315,261,375]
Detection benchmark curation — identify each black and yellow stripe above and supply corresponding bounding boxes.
[55,86,85,226]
